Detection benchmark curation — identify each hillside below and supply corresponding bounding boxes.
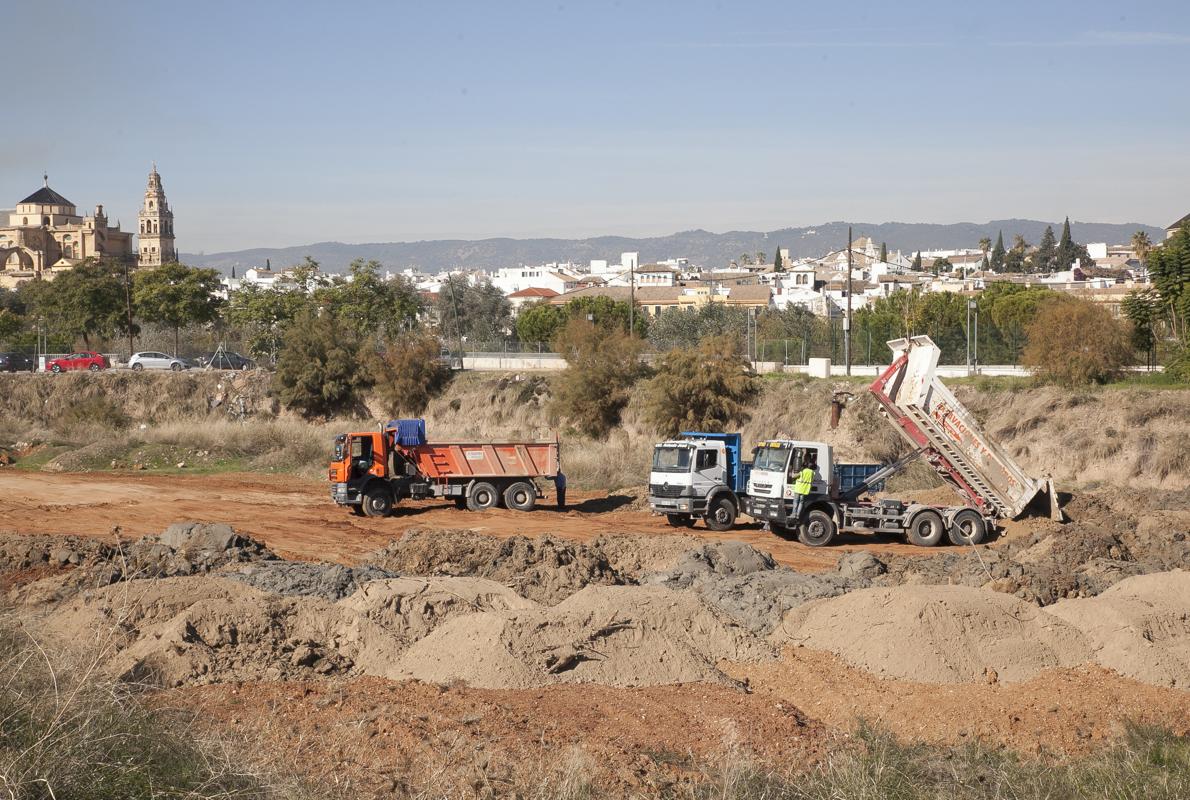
[182,219,1164,274]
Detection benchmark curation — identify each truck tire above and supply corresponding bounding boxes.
[362,486,393,517]
[665,514,696,528]
[907,509,945,547]
[466,481,499,511]
[798,509,836,547]
[948,509,987,546]
[704,497,737,532]
[503,481,537,512]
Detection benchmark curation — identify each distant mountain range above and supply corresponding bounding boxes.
[182,219,1164,275]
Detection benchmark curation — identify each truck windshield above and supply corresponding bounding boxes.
[652,446,692,472]
[752,444,791,472]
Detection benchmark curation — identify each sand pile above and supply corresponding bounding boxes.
[770,585,1093,684]
[43,574,534,687]
[365,530,625,605]
[393,584,770,689]
[1046,571,1190,689]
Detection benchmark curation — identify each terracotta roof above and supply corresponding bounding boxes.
[507,287,559,299]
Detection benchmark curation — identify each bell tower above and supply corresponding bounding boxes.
[137,163,176,267]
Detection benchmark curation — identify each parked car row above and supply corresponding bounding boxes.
[0,350,260,373]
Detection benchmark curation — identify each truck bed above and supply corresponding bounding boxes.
[870,336,1046,519]
[403,441,560,480]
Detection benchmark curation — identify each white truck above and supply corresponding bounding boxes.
[742,336,1059,547]
[648,432,750,531]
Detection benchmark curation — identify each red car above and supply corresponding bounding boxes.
[45,351,109,373]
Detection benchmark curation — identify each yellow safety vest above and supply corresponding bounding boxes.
[793,467,815,496]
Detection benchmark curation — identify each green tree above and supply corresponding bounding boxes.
[1032,225,1057,272]
[931,256,953,275]
[551,317,647,437]
[1023,296,1131,386]
[756,251,766,264]
[317,259,421,340]
[225,282,313,365]
[984,283,1055,363]
[1005,235,1029,273]
[646,303,749,349]
[911,251,922,271]
[1147,226,1190,342]
[990,231,1006,272]
[1122,289,1161,368]
[514,302,567,344]
[739,253,753,266]
[274,309,372,418]
[774,247,784,271]
[879,242,888,263]
[436,275,511,344]
[23,260,131,347]
[0,308,21,343]
[369,330,451,415]
[643,335,760,437]
[1053,217,1091,270]
[562,295,645,336]
[132,262,223,356]
[978,237,992,257]
[1131,230,1153,268]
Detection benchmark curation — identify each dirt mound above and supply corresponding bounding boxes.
[6,523,276,605]
[43,573,535,688]
[865,491,1190,605]
[365,529,625,605]
[1046,571,1190,689]
[225,562,397,600]
[643,543,882,634]
[394,584,771,689]
[589,532,702,575]
[771,584,1092,684]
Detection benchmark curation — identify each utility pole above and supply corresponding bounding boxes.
[628,262,635,336]
[123,259,134,361]
[844,226,853,375]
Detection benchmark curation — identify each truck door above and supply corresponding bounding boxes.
[693,447,720,497]
[349,436,374,481]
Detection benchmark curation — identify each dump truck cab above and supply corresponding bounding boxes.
[648,432,749,531]
[329,431,390,511]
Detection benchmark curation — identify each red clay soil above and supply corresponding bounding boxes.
[726,647,1190,756]
[0,471,986,571]
[163,678,833,797]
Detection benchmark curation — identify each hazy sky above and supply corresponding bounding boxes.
[4,0,1188,252]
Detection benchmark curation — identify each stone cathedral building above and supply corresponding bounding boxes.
[0,167,177,288]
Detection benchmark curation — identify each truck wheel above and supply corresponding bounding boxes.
[704,497,737,531]
[504,481,537,512]
[798,510,836,547]
[362,487,393,517]
[466,482,499,511]
[665,514,696,528]
[908,509,946,547]
[948,509,987,546]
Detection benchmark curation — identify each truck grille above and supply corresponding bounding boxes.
[752,482,773,493]
[649,483,684,499]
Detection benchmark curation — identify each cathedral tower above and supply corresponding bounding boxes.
[137,164,176,267]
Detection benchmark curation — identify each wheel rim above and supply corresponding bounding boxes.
[476,490,492,506]
[513,489,529,506]
[713,505,731,525]
[808,520,827,540]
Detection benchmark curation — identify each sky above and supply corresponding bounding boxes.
[4,0,1189,253]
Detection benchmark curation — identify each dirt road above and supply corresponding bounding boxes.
[0,470,968,571]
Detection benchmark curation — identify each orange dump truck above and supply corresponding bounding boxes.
[329,418,564,517]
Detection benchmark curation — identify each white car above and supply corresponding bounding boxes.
[128,351,191,372]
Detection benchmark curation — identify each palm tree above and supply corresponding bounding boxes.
[978,236,992,256]
[756,251,766,264]
[740,253,753,266]
[1131,230,1152,266]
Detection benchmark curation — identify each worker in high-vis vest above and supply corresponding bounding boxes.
[791,456,816,522]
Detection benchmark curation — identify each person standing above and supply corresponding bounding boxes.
[791,456,816,523]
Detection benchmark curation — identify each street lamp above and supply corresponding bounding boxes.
[966,298,978,376]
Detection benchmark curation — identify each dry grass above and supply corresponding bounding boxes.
[0,612,308,800]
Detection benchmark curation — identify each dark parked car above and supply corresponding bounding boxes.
[198,351,256,370]
[0,352,36,372]
[45,351,109,373]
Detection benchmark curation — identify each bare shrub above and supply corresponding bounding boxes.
[1023,297,1132,386]
[369,331,451,416]
[644,335,760,437]
[550,318,648,438]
